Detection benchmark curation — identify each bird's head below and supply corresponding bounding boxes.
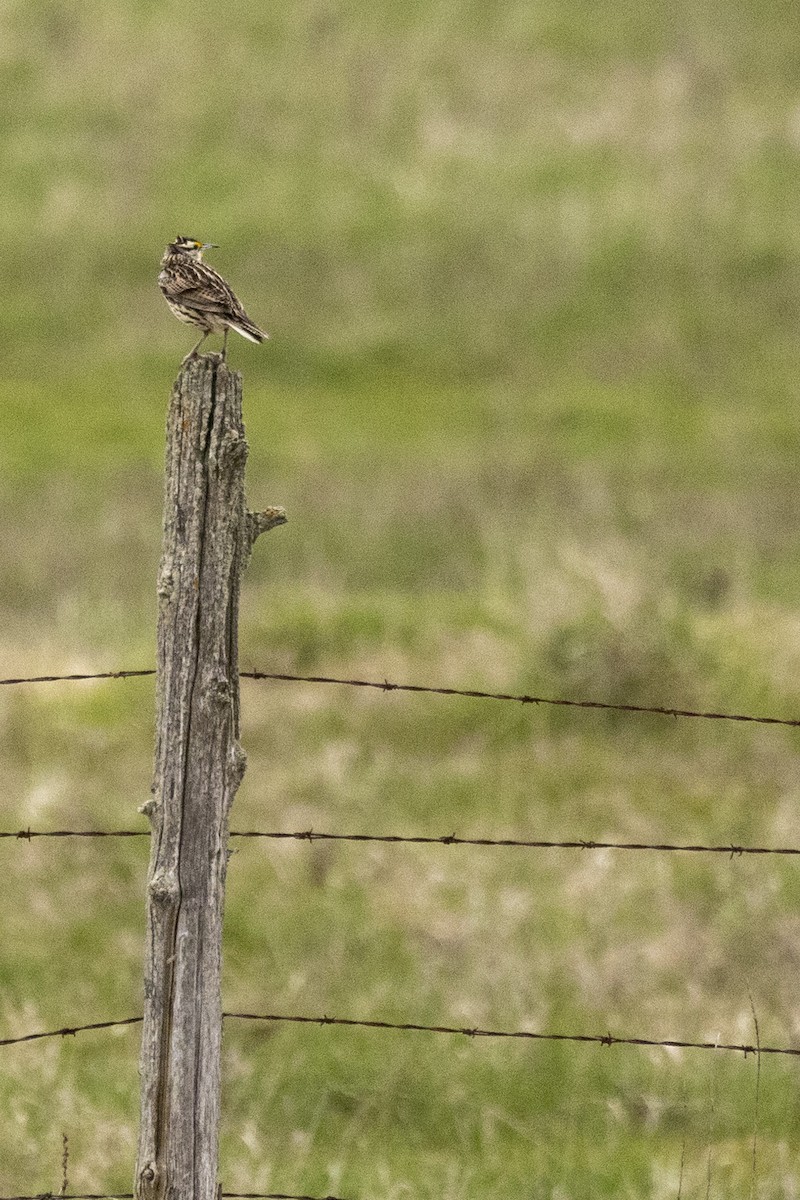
[168,236,218,261]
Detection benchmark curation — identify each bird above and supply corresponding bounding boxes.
[158,236,269,362]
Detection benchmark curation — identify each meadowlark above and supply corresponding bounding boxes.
[159,236,269,362]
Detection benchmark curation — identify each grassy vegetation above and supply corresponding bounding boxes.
[2,1,800,1196]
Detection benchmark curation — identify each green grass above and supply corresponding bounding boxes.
[3,0,800,1195]
[3,367,800,1196]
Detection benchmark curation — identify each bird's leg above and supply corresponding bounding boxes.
[182,331,209,365]
[221,327,229,362]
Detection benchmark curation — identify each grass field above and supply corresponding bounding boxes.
[3,2,800,1197]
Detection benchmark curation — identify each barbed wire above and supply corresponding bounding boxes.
[0,1017,142,1047]
[4,826,800,858]
[0,1193,345,1200]
[0,670,154,687]
[1,1010,795,1059]
[2,666,799,730]
[1,830,148,840]
[231,829,800,857]
[242,671,800,729]
[226,1011,795,1058]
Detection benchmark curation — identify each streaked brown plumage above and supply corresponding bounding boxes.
[159,236,269,361]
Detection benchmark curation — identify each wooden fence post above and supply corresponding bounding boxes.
[134,356,286,1200]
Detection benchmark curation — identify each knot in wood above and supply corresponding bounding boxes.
[227,743,248,800]
[207,671,231,706]
[136,1161,158,1197]
[157,559,174,600]
[149,874,179,907]
[247,506,288,546]
[223,428,248,466]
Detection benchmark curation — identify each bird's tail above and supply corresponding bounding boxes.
[229,317,269,344]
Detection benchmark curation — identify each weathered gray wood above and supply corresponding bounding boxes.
[135,355,285,1200]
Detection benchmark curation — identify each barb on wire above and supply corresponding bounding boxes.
[4,827,800,858]
[4,1009,798,1060]
[2,666,800,730]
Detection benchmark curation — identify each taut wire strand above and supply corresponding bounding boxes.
[3,827,800,857]
[3,1011,798,1059]
[1,666,799,729]
[0,1193,346,1200]
[225,1010,800,1058]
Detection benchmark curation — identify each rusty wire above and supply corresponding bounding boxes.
[2,1010,797,1059]
[242,670,800,728]
[0,671,154,686]
[3,826,800,858]
[0,1193,345,1200]
[1,830,149,840]
[1,666,799,729]
[230,829,800,857]
[225,1011,798,1058]
[0,1018,142,1047]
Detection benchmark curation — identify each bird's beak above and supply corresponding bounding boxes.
[202,242,219,249]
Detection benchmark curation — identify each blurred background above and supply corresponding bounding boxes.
[2,2,800,1196]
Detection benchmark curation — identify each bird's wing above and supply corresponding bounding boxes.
[159,262,243,317]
